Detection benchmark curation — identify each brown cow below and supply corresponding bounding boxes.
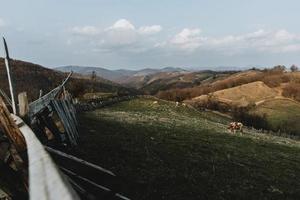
[228,122,243,134]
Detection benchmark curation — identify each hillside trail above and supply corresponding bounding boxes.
[255,96,300,106]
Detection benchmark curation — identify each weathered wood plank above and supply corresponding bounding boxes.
[45,146,116,176]
[52,100,77,146]
[61,100,78,139]
[60,167,130,200]
[28,72,72,118]
[0,88,12,106]
[0,97,26,152]
[18,92,29,117]
[12,115,80,200]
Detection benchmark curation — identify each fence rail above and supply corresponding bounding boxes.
[13,115,80,200]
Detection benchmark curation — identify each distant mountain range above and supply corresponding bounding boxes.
[56,65,239,95]
[55,66,188,82]
[0,59,136,101]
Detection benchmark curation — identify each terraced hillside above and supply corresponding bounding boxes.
[75,97,300,200]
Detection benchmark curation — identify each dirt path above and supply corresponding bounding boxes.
[255,96,300,106]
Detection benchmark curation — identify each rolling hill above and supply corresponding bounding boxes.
[186,71,300,136]
[251,98,300,136]
[0,58,137,102]
[156,69,300,102]
[192,81,280,107]
[56,65,187,82]
[119,70,236,95]
[75,97,300,200]
[56,65,135,82]
[56,65,240,95]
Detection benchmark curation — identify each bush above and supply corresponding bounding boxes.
[232,106,270,130]
[282,83,300,101]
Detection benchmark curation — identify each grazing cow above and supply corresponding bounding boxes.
[228,122,243,134]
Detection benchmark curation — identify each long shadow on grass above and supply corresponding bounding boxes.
[75,112,300,200]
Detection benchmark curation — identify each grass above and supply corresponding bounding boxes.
[252,99,300,136]
[75,97,300,200]
[193,81,278,107]
[82,92,115,100]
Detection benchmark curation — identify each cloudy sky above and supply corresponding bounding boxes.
[0,0,300,69]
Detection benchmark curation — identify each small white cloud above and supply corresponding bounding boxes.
[71,26,100,36]
[107,19,135,30]
[104,19,137,46]
[170,28,205,51]
[138,25,162,35]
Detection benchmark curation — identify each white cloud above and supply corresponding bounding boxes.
[107,19,135,30]
[69,19,300,57]
[71,26,100,36]
[169,28,206,51]
[104,19,137,46]
[214,29,300,53]
[138,25,162,35]
[163,28,300,54]
[70,19,163,52]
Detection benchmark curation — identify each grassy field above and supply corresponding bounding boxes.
[82,92,115,100]
[75,97,300,200]
[252,98,300,136]
[192,81,279,107]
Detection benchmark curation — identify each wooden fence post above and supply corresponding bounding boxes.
[18,92,29,118]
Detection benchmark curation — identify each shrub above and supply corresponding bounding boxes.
[282,83,300,101]
[290,65,298,72]
[232,106,270,130]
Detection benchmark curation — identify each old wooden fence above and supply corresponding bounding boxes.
[0,38,130,200]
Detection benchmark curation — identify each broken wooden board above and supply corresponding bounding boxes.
[0,97,26,152]
[28,72,72,118]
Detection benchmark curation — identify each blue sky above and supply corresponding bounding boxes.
[0,0,300,69]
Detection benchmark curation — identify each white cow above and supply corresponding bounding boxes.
[228,122,243,134]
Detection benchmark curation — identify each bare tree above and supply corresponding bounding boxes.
[290,64,298,72]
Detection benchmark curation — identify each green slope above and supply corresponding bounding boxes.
[252,98,300,136]
[75,97,300,200]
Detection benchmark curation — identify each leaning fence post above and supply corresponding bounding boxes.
[3,37,17,115]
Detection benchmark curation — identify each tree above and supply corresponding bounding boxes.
[90,71,97,93]
[91,71,97,81]
[290,64,298,72]
[272,65,286,72]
